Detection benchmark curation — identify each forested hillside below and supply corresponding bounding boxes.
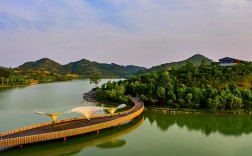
[96,61,252,112]
[17,58,146,78]
[149,54,212,72]
[1,67,31,87]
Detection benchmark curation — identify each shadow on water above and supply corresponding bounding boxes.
[96,139,126,149]
[1,115,144,156]
[144,111,252,136]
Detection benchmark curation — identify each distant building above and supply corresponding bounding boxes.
[30,79,38,85]
[66,74,79,78]
[219,57,240,67]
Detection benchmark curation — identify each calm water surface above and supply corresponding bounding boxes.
[1,80,252,156]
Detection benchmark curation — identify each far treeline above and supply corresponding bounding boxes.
[0,54,211,85]
[0,67,32,87]
[96,60,252,112]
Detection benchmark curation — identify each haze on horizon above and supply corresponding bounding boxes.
[0,0,252,68]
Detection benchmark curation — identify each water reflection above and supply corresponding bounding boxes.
[1,115,143,156]
[144,111,252,136]
[96,139,126,148]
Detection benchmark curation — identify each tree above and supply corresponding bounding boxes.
[199,59,207,69]
[1,77,4,86]
[241,89,252,109]
[185,93,193,108]
[157,87,166,99]
[90,75,101,87]
[5,78,9,85]
[0,68,10,78]
[94,60,252,111]
[207,96,221,113]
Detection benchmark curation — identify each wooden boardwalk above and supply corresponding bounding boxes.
[0,97,144,148]
[1,116,144,155]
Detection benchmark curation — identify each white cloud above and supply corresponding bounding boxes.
[0,0,252,67]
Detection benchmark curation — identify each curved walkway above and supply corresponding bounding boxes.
[0,97,144,148]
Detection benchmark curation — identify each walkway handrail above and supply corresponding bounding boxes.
[0,97,144,148]
[0,99,137,138]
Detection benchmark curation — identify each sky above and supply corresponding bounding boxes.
[0,0,252,68]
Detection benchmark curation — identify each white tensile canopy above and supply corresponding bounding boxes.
[35,104,127,122]
[105,104,127,116]
[70,106,105,120]
[35,111,65,121]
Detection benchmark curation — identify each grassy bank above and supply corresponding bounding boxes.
[148,107,252,116]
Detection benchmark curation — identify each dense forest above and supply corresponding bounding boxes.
[15,54,210,78]
[1,54,212,86]
[96,60,252,112]
[0,68,31,86]
[0,66,72,87]
[18,58,146,78]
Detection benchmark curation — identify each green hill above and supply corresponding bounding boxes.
[61,59,146,77]
[18,58,146,78]
[16,54,214,78]
[149,54,213,72]
[19,58,62,72]
[96,61,252,112]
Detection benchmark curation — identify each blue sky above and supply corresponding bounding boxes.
[0,0,252,68]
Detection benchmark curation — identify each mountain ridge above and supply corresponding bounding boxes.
[149,54,213,72]
[16,54,214,77]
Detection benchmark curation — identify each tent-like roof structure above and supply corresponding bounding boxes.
[70,106,105,120]
[35,111,65,122]
[35,104,127,122]
[105,104,127,116]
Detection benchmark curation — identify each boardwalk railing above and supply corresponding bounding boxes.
[0,97,144,148]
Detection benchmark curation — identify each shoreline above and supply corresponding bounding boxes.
[84,88,252,116]
[148,107,252,116]
[0,85,28,88]
[83,88,98,102]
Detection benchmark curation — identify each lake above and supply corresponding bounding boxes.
[1,80,252,156]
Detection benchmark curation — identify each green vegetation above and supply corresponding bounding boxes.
[14,68,72,83]
[0,67,10,78]
[96,61,252,113]
[90,75,101,87]
[17,58,146,78]
[149,54,212,72]
[16,54,210,79]
[0,68,30,87]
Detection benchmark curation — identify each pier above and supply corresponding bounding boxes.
[0,97,144,148]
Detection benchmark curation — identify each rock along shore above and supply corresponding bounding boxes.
[83,88,98,102]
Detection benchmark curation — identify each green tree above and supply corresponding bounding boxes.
[241,89,252,109]
[157,87,166,99]
[199,59,207,69]
[5,78,9,85]
[95,61,252,111]
[207,96,221,113]
[185,93,193,107]
[90,75,101,87]
[1,77,4,86]
[0,68,10,78]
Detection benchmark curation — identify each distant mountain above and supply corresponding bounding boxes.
[18,58,146,78]
[16,54,213,78]
[19,58,62,72]
[62,59,147,77]
[149,54,213,72]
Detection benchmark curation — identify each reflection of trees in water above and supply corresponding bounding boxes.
[144,111,252,136]
[2,115,144,156]
[145,111,175,131]
[96,139,126,148]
